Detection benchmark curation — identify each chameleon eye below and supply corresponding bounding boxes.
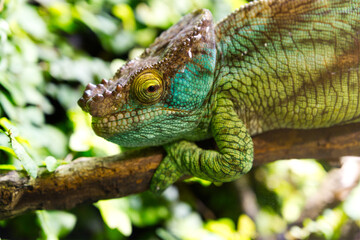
[132,69,164,105]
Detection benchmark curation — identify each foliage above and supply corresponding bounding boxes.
[0,0,359,239]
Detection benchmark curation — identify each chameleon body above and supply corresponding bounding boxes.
[78,0,360,192]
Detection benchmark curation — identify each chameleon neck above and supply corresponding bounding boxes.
[214,0,360,135]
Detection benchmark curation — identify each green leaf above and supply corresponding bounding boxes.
[343,182,360,220]
[112,4,135,31]
[237,214,256,239]
[10,133,38,178]
[96,199,132,236]
[205,218,236,239]
[15,5,47,39]
[37,210,77,240]
[0,164,17,170]
[0,117,18,135]
[0,145,16,157]
[44,156,60,172]
[0,125,15,162]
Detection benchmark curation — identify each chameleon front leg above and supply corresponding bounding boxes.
[150,97,254,193]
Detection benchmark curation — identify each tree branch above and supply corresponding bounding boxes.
[1,123,360,219]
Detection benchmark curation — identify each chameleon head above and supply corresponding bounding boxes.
[78,9,217,147]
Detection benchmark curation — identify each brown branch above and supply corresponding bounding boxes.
[1,123,360,219]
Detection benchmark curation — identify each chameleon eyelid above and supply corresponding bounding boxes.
[132,69,164,105]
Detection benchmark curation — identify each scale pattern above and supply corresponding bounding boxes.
[215,0,360,134]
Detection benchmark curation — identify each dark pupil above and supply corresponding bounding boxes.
[147,85,157,93]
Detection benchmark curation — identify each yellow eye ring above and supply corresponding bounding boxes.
[132,69,164,105]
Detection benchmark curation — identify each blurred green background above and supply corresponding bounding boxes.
[0,0,359,239]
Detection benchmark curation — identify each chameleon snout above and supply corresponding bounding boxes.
[78,79,126,117]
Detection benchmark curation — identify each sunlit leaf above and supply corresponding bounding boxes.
[0,164,17,170]
[15,5,47,39]
[237,214,256,239]
[74,5,117,36]
[344,182,360,220]
[136,1,181,28]
[112,4,135,31]
[37,210,76,240]
[49,57,111,85]
[0,19,10,41]
[0,146,16,157]
[110,30,135,54]
[0,117,18,135]
[315,208,347,239]
[96,199,132,236]
[166,211,204,239]
[156,228,179,240]
[10,133,38,178]
[0,118,38,177]
[205,218,236,239]
[22,125,68,158]
[134,28,157,47]
[225,0,248,10]
[44,156,60,172]
[68,109,120,155]
[47,2,73,31]
[256,209,287,235]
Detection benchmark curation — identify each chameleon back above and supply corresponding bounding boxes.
[214,0,360,135]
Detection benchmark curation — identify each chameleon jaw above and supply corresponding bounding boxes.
[91,107,181,140]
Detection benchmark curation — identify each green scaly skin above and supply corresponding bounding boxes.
[78,0,360,193]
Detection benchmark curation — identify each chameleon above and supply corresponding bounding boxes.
[78,0,360,193]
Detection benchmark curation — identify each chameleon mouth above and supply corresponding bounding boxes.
[91,107,179,139]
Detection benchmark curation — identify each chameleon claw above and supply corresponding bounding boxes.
[150,155,183,194]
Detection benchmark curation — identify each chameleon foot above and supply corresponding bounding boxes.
[150,154,184,194]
